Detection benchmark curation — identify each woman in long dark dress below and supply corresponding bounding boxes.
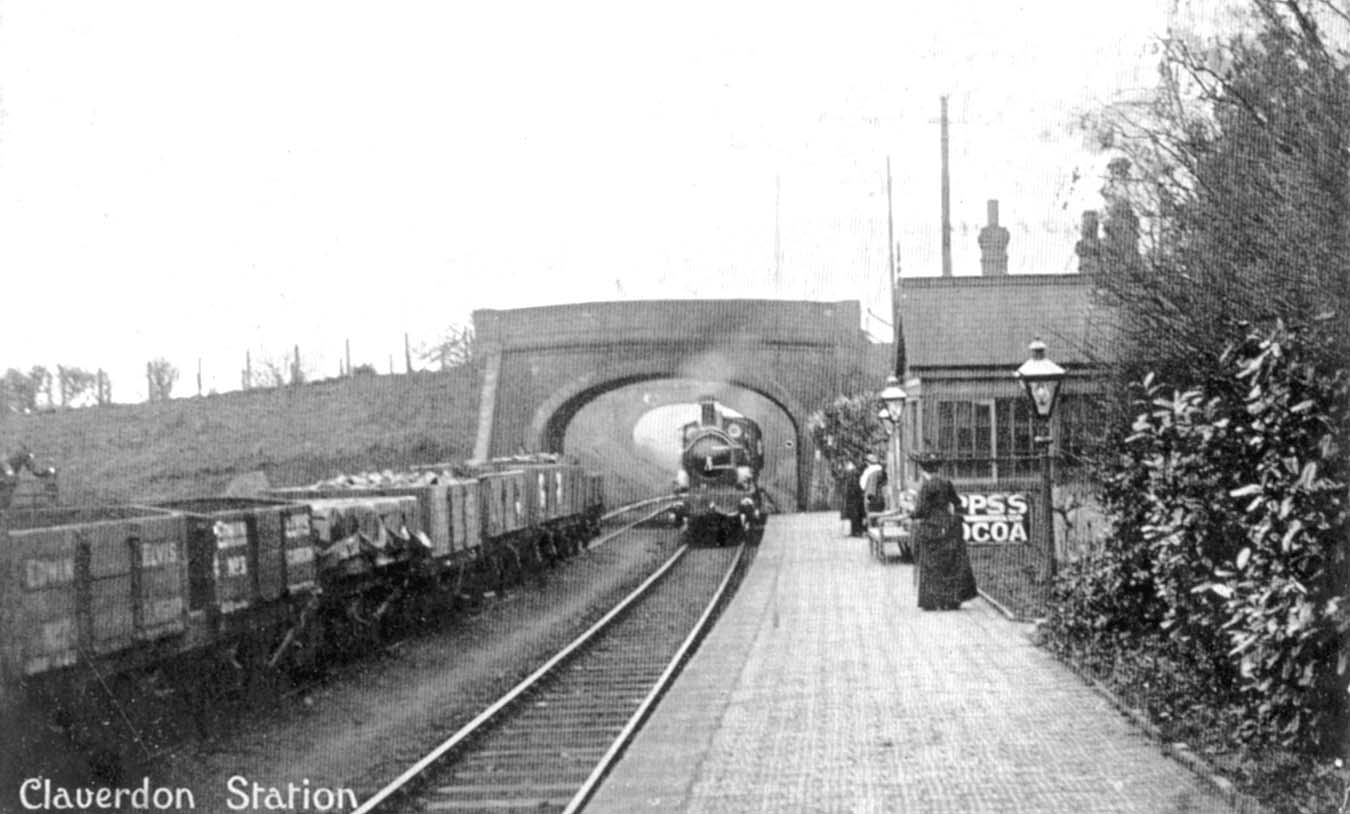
[910,453,978,611]
[840,461,865,537]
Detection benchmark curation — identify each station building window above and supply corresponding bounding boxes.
[935,400,991,479]
[994,397,1038,478]
[932,397,1039,481]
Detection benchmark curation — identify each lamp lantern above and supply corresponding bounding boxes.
[1013,338,1065,582]
[879,374,907,420]
[876,373,909,504]
[1014,339,1066,420]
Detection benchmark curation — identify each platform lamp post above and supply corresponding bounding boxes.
[1014,338,1066,582]
[878,374,908,508]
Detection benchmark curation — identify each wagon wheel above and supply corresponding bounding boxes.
[491,551,512,594]
[235,634,283,704]
[179,655,216,739]
[341,592,389,655]
[271,596,324,677]
[460,558,491,610]
[524,537,544,574]
[506,543,526,587]
[394,578,436,629]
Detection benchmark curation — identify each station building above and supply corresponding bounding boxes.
[887,202,1121,551]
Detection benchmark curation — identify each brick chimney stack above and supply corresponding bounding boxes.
[1075,210,1103,274]
[978,199,1010,276]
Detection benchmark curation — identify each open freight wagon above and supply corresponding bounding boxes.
[1,506,189,681]
[266,460,604,590]
[0,456,607,797]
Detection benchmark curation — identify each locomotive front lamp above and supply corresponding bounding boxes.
[1014,339,1065,421]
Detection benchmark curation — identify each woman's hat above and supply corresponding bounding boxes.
[908,450,943,466]
[865,453,879,464]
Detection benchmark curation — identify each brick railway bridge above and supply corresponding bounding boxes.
[470,300,877,509]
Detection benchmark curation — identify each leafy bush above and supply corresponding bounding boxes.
[1044,319,1348,755]
[1211,321,1348,752]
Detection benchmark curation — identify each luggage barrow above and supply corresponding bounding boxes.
[866,510,914,563]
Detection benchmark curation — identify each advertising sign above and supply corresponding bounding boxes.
[959,492,1030,544]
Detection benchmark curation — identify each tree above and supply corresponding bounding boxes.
[146,358,178,402]
[289,345,306,385]
[246,358,287,388]
[2,368,37,413]
[243,349,312,388]
[420,325,477,371]
[805,394,890,482]
[95,369,112,406]
[56,365,97,408]
[29,366,53,409]
[1049,2,1350,794]
[1085,0,1350,394]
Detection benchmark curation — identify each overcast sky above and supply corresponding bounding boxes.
[1,1,1208,400]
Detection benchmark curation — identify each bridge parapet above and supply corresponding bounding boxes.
[474,299,862,350]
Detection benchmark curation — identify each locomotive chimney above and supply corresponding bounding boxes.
[699,396,718,428]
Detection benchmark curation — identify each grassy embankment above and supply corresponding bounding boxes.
[0,369,479,505]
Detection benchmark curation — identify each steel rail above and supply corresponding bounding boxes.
[560,541,745,814]
[599,493,679,523]
[587,502,680,550]
[350,538,691,814]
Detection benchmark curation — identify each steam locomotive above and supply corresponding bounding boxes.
[673,396,768,545]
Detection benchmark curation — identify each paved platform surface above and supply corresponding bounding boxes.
[586,512,1237,814]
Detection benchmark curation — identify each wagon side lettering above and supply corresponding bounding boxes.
[39,618,76,651]
[139,540,179,568]
[284,514,311,539]
[24,557,75,590]
[224,555,249,577]
[213,520,249,548]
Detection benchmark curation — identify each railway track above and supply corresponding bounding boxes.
[352,533,748,814]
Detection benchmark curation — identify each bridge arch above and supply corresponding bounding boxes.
[471,299,874,511]
[530,365,812,508]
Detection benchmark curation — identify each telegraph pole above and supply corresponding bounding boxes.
[773,173,783,289]
[886,157,896,320]
[940,95,953,277]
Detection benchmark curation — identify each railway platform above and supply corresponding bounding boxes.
[586,512,1241,814]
